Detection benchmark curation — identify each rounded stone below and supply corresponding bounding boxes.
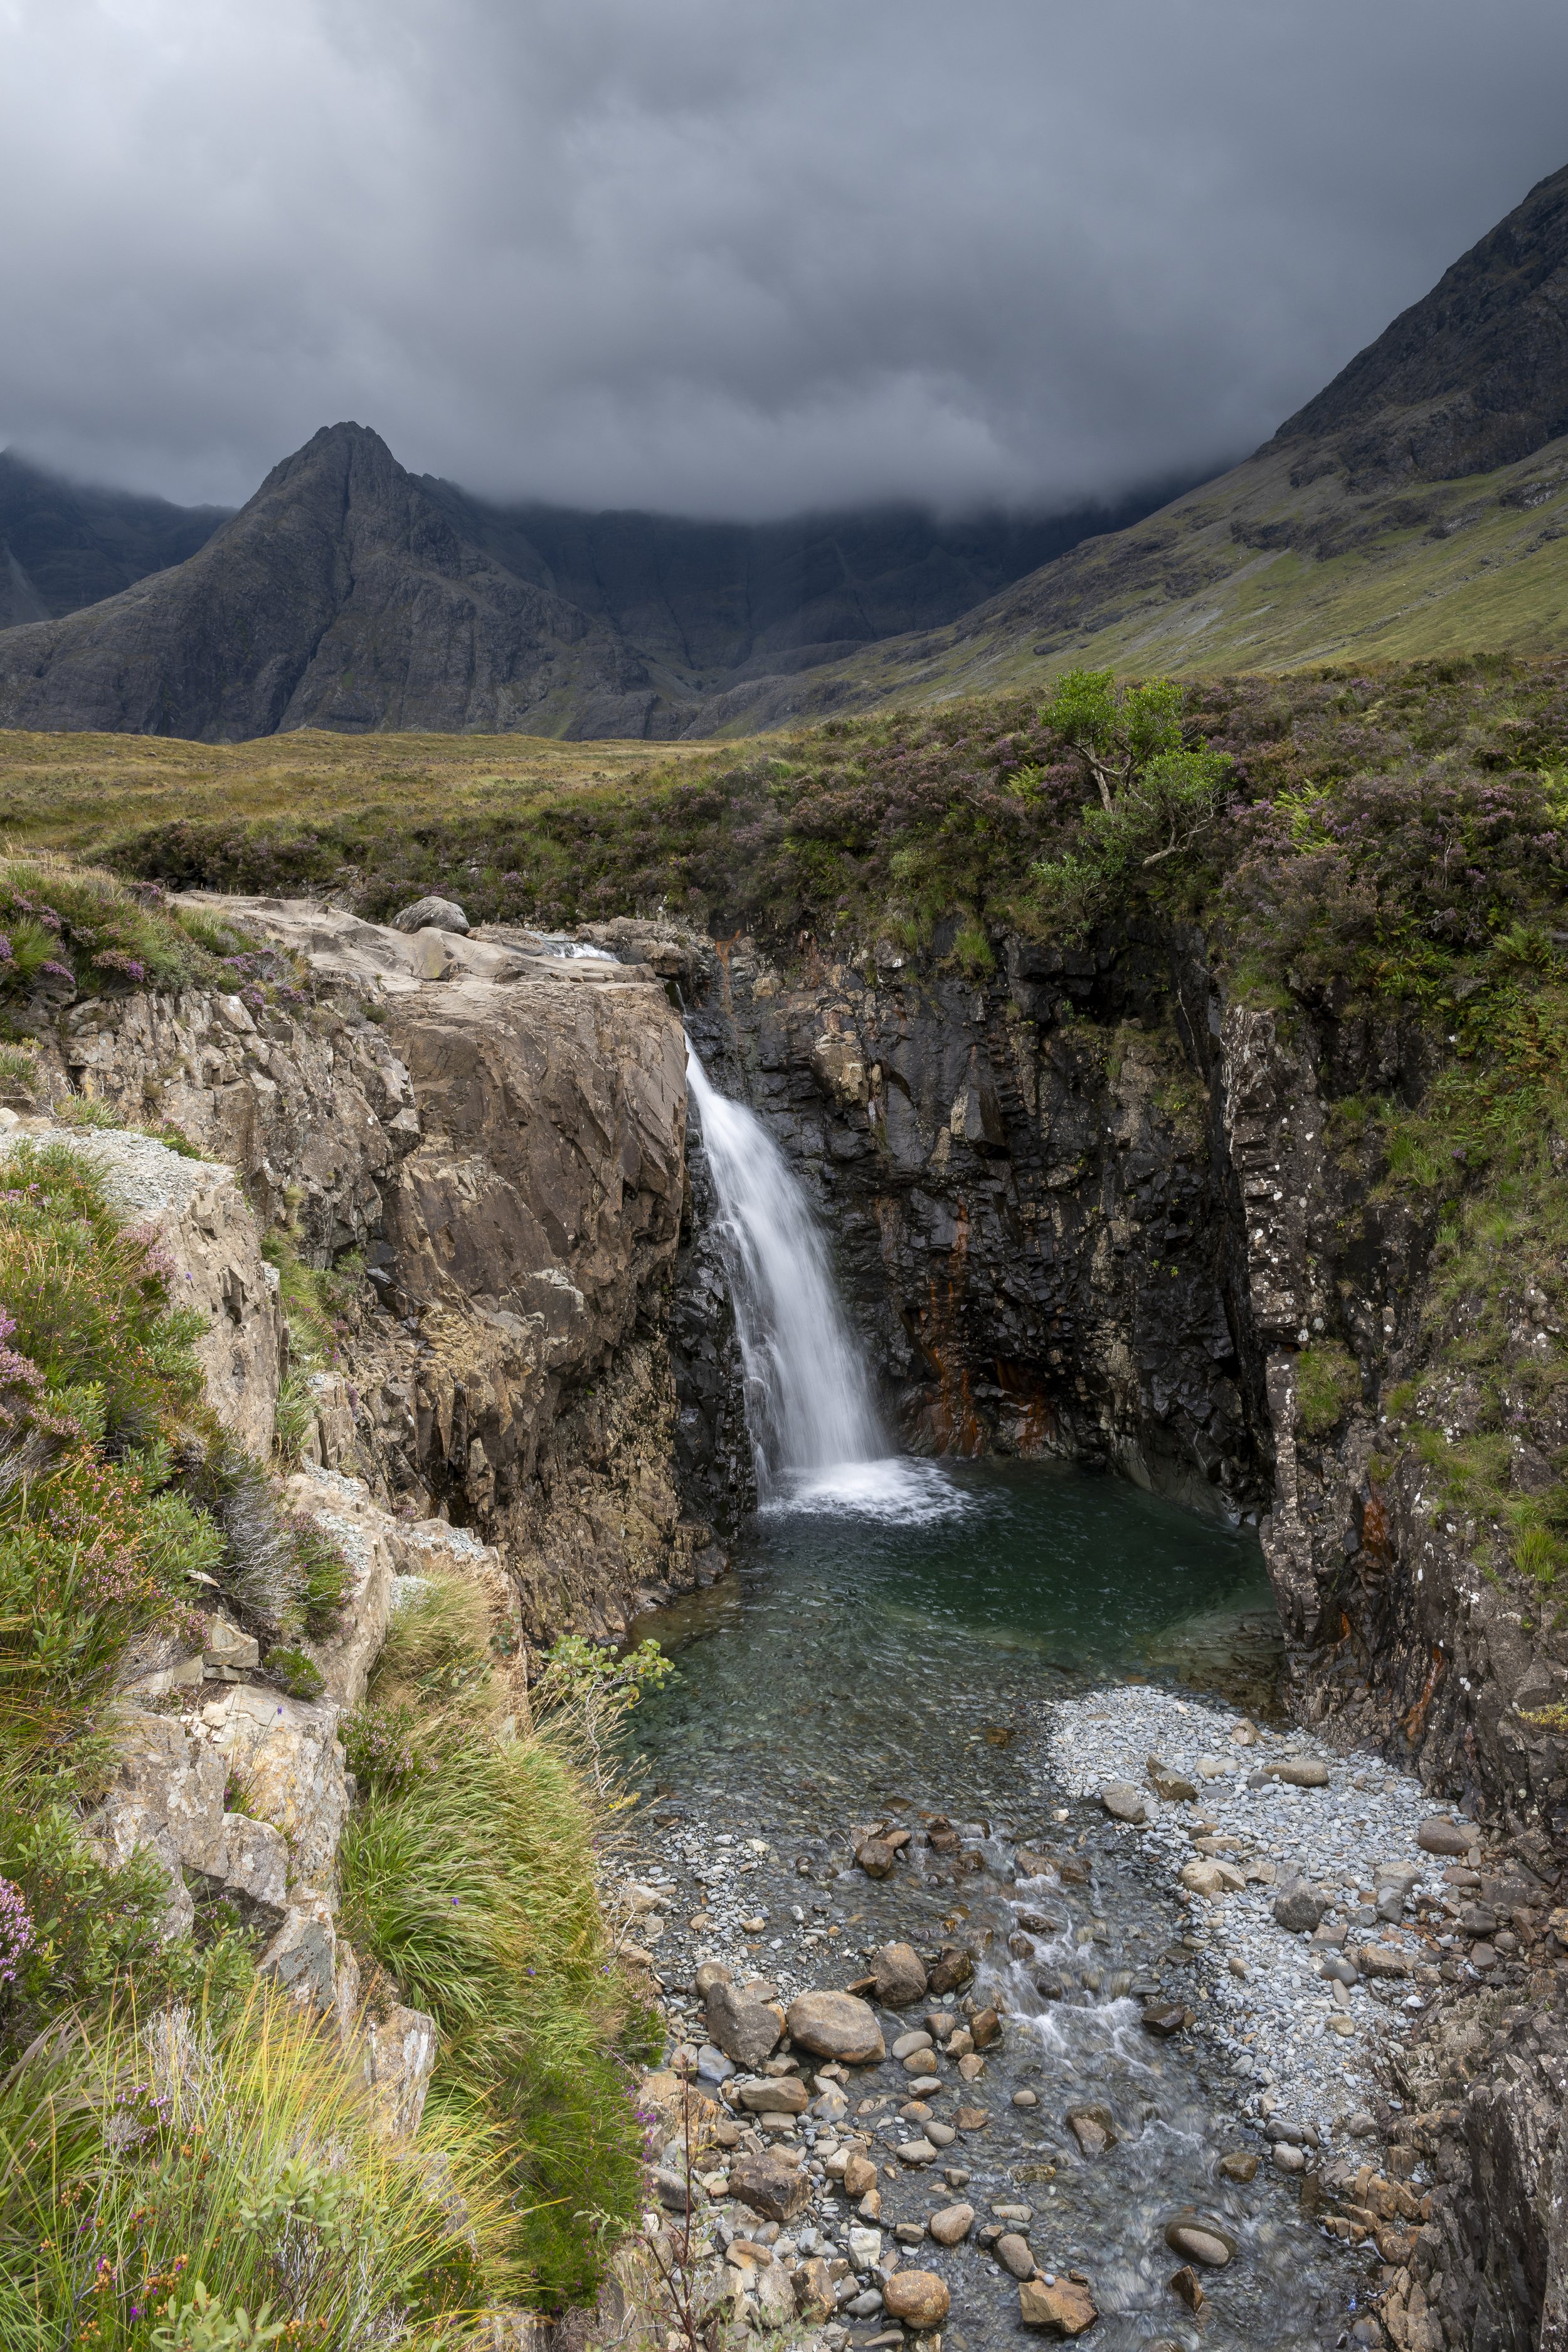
[1165,2221,1235,2268]
[787,1989,886,2064]
[1012,2087,1039,2109]
[995,2232,1036,2279]
[1099,1781,1148,1824]
[882,2271,951,2329]
[928,2202,974,2246]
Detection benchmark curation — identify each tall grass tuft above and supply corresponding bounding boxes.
[0,1978,520,2351]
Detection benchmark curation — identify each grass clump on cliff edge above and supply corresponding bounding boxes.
[0,1979,516,2352]
[341,1594,664,2311]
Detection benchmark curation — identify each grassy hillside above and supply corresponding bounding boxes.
[692,433,1568,731]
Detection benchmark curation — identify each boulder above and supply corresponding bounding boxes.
[220,1811,290,1914]
[393,896,470,935]
[1181,1858,1244,1897]
[1273,1879,1328,1934]
[1357,1944,1412,1979]
[260,1898,343,2010]
[736,2075,808,2114]
[928,1944,974,1995]
[1266,1757,1329,1788]
[793,2259,836,2323]
[728,2148,809,2223]
[872,1941,928,2006]
[1019,2276,1098,2334]
[706,1981,783,2069]
[1417,1817,1473,1857]
[787,1989,886,2063]
[882,2272,950,2329]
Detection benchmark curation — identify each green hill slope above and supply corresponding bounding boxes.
[687,161,1568,729]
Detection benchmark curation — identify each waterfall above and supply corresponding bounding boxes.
[686,1046,887,1500]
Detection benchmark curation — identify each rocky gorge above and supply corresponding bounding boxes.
[3,792,1567,2351]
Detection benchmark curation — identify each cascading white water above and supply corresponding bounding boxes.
[686,1044,963,1519]
[686,1045,883,1481]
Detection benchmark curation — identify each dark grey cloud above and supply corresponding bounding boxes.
[3,0,1566,517]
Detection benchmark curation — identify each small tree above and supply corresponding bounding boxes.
[1042,668,1185,812]
[1034,668,1231,933]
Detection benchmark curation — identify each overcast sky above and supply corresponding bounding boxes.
[3,0,1565,520]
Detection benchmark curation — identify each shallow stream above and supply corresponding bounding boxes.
[626,1461,1384,2350]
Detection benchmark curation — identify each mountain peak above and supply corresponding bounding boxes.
[1264,159,1568,484]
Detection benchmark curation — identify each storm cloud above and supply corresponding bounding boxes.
[3,0,1566,517]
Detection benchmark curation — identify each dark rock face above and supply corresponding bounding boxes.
[682,924,1568,2352]
[0,424,644,741]
[0,426,1181,738]
[1266,162,1568,485]
[0,449,230,627]
[683,930,1267,1518]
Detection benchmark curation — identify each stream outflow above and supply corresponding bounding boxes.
[632,1061,1393,2346]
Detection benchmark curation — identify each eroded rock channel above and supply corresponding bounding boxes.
[29,890,1568,2351]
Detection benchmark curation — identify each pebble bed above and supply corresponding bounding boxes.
[1046,1685,1446,2138]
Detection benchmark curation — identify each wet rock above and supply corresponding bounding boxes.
[956,2107,989,2131]
[928,1944,974,1994]
[1164,2221,1234,2268]
[971,2006,1002,2049]
[898,2138,938,2165]
[856,1838,897,1878]
[707,1982,783,2069]
[1035,1974,1067,2001]
[1019,2275,1098,2334]
[1273,1879,1328,1934]
[1066,2104,1116,2156]
[1013,2089,1039,2109]
[928,2203,974,2245]
[787,1990,885,2064]
[1099,1781,1148,1824]
[1218,2151,1259,2183]
[737,2076,809,2114]
[956,2052,986,2082]
[1141,2003,1187,2038]
[893,2029,933,2060]
[872,1941,928,2006]
[1417,1817,1472,1857]
[1169,2265,1205,2314]
[729,2148,810,2223]
[1147,1756,1198,1802]
[996,2232,1037,2279]
[883,2271,950,2329]
[926,2121,955,2148]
